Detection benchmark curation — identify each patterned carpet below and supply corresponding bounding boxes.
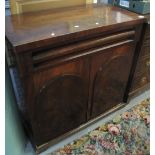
[50,99,150,155]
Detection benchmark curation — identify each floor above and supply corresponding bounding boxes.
[24,90,150,155]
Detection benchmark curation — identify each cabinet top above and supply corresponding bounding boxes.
[6,3,146,53]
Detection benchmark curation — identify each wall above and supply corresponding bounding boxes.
[10,0,93,14]
[5,62,27,155]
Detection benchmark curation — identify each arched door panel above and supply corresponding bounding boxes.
[90,42,135,119]
[32,59,89,145]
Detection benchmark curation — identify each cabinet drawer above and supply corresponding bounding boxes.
[135,57,150,75]
[139,45,150,58]
[144,26,150,40]
[32,30,136,71]
[142,24,150,47]
[143,38,150,47]
[129,23,150,96]
[131,72,150,91]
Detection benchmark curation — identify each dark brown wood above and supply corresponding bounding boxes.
[5,3,146,153]
[90,41,135,119]
[32,58,89,145]
[129,22,150,96]
[35,75,88,145]
[32,30,135,65]
[5,3,146,53]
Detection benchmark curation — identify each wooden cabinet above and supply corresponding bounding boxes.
[129,22,150,96]
[15,31,137,147]
[5,4,146,153]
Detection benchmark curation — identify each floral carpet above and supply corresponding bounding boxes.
[51,98,150,155]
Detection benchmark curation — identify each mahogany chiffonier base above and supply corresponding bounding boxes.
[5,3,147,153]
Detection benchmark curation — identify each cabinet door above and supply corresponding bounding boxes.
[32,58,89,145]
[90,41,135,119]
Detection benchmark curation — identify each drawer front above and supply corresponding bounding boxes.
[131,72,150,92]
[135,57,150,75]
[139,24,150,58]
[31,30,136,72]
[139,45,150,58]
[143,38,150,47]
[144,25,150,40]
[143,27,150,47]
